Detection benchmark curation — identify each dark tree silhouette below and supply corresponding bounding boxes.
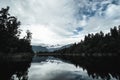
[54,26,120,56]
[0,7,33,54]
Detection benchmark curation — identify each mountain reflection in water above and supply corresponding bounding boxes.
[0,56,119,80]
[29,58,90,80]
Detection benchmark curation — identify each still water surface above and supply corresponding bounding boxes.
[13,56,117,80]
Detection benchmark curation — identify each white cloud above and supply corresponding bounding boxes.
[75,0,120,37]
[105,4,120,19]
[0,0,79,45]
[85,4,120,33]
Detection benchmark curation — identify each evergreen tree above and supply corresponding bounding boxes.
[0,7,33,53]
[55,26,120,56]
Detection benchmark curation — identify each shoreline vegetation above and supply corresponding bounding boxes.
[36,53,117,56]
[51,25,120,56]
[0,53,33,62]
[0,7,33,58]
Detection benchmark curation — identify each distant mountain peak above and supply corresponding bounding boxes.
[32,43,73,53]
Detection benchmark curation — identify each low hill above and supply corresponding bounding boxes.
[32,46,48,53]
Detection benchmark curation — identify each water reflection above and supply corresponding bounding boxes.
[58,55,120,80]
[0,56,32,80]
[0,56,119,80]
[29,56,118,80]
[29,57,92,80]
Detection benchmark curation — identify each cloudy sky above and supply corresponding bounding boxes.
[0,0,120,46]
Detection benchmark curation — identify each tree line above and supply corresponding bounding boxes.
[0,7,33,54]
[54,26,120,56]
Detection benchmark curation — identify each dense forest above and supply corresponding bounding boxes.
[0,7,33,54]
[54,26,120,56]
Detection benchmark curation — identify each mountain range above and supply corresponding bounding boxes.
[32,44,72,53]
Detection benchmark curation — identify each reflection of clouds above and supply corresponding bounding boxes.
[28,58,95,80]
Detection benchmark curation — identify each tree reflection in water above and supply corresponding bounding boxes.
[57,55,120,80]
[0,56,33,80]
[1,55,120,80]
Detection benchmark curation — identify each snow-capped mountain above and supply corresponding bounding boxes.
[32,44,73,53]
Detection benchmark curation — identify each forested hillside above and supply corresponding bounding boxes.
[54,26,120,56]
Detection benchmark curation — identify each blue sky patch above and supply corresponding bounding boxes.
[76,27,83,32]
[73,27,83,35]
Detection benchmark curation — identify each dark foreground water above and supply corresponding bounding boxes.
[0,56,120,80]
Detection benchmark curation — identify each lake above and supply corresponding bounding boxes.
[6,56,119,80]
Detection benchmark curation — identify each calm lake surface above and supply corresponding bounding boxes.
[11,56,118,80]
[0,56,120,80]
[29,56,92,80]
